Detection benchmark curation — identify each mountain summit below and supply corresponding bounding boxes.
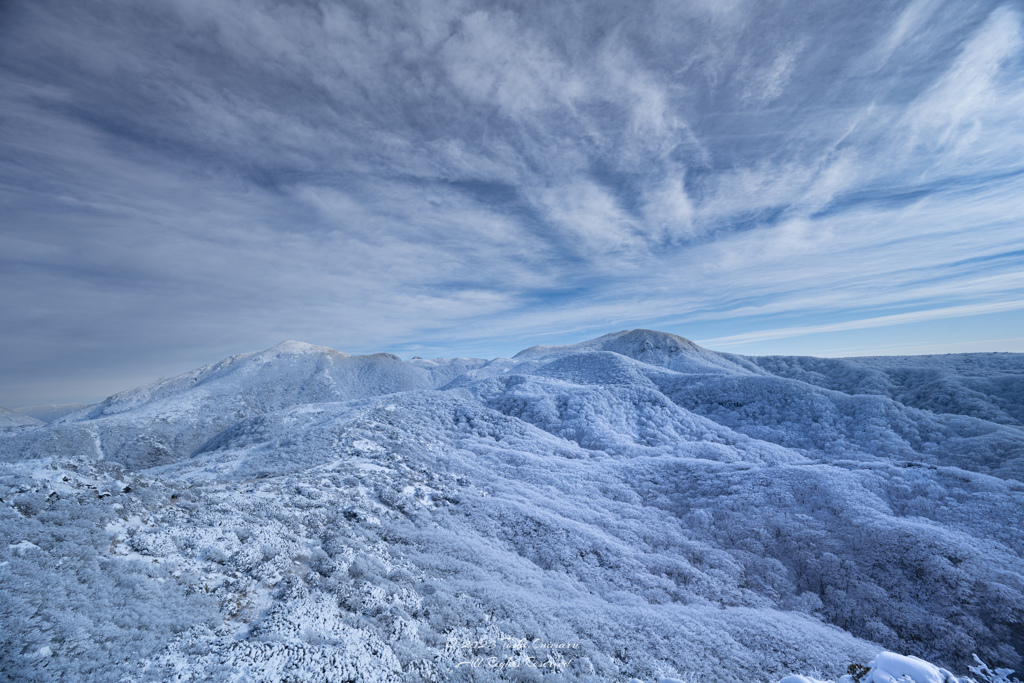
[515,329,755,374]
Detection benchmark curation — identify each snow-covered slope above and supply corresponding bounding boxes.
[2,331,1023,682]
[0,406,43,429]
[744,353,1024,427]
[1,342,486,470]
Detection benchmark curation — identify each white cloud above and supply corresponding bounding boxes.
[744,42,802,103]
[856,0,942,74]
[533,180,640,258]
[641,175,696,241]
[901,6,1024,168]
[442,10,582,116]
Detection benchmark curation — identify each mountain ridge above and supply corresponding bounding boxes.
[2,330,1023,682]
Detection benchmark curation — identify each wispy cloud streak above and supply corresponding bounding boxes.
[698,300,1024,348]
[1,0,1023,403]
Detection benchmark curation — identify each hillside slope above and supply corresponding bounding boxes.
[0,406,42,429]
[2,331,1022,682]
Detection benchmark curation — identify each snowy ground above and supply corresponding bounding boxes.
[1,330,1022,682]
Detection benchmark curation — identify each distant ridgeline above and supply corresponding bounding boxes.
[2,330,1023,682]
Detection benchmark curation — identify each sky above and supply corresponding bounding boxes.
[2,0,1024,407]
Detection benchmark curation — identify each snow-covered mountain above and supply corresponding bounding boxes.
[0,406,42,429]
[2,330,1023,682]
[2,341,486,470]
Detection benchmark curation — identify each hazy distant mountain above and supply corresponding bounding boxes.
[2,330,1022,682]
[14,404,92,424]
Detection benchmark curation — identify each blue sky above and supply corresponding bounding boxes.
[2,0,1023,406]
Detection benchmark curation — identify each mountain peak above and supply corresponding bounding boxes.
[514,329,700,358]
[264,340,350,357]
[605,328,704,353]
[513,328,750,374]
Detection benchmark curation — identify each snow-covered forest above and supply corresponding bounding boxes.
[2,330,1022,682]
